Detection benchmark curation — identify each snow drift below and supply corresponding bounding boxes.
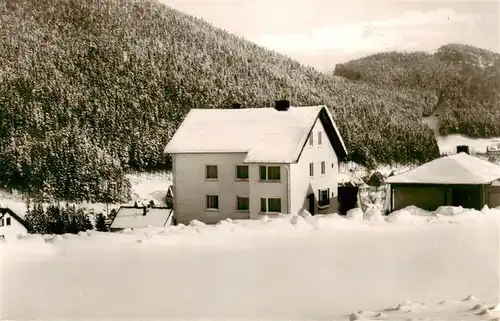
[2,204,500,320]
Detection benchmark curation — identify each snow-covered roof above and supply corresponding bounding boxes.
[0,208,29,229]
[386,152,500,185]
[164,105,347,163]
[110,207,172,230]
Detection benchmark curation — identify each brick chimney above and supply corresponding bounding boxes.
[275,100,290,111]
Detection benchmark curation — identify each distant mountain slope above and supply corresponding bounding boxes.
[0,0,439,202]
[334,44,500,138]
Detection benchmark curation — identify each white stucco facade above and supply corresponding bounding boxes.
[173,153,289,224]
[172,117,340,224]
[0,212,28,241]
[290,118,339,215]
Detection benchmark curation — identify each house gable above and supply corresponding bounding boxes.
[0,208,29,230]
[295,106,347,162]
[289,117,340,216]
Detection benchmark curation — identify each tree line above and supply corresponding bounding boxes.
[24,202,117,234]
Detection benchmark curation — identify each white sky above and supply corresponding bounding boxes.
[159,0,499,71]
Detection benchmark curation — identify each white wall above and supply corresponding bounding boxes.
[173,153,251,224]
[290,118,339,215]
[0,213,28,241]
[173,153,289,224]
[248,164,288,219]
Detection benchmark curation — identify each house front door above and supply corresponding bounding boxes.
[308,193,315,215]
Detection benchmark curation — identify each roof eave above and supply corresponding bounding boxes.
[387,180,494,185]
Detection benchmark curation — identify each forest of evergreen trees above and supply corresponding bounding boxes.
[4,0,495,203]
[334,44,500,138]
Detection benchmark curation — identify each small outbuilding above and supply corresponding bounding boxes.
[109,205,173,232]
[0,208,29,240]
[386,152,500,212]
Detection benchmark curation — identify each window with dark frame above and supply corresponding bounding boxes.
[321,161,326,174]
[236,196,249,211]
[206,165,218,179]
[309,133,313,146]
[268,198,281,212]
[318,131,322,145]
[260,198,266,212]
[0,218,3,227]
[259,165,280,181]
[206,195,219,210]
[318,189,330,207]
[6,217,10,226]
[236,165,249,180]
[260,198,282,213]
[309,162,314,177]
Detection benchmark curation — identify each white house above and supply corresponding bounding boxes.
[164,100,348,225]
[0,208,29,241]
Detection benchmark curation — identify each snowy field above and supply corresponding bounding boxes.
[2,205,500,321]
[437,134,500,155]
[422,115,500,155]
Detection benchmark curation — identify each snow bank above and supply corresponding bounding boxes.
[2,210,497,320]
[385,209,431,224]
[0,234,57,259]
[2,204,499,255]
[346,207,364,221]
[364,206,386,224]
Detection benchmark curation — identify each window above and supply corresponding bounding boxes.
[206,165,218,179]
[321,161,326,174]
[6,217,10,226]
[309,133,313,146]
[309,163,314,177]
[0,218,3,227]
[318,131,322,145]
[236,165,249,180]
[260,198,281,213]
[259,165,280,181]
[236,196,249,211]
[206,195,219,210]
[318,189,330,208]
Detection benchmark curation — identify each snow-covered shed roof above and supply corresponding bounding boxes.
[0,208,29,229]
[164,105,347,163]
[110,206,172,230]
[385,152,500,185]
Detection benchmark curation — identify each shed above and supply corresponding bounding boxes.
[109,206,174,232]
[385,152,500,212]
[0,208,29,240]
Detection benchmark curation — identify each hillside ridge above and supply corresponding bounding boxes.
[334,43,500,139]
[1,0,442,202]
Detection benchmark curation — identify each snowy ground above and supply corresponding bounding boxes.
[437,134,500,155]
[2,206,500,320]
[423,115,500,155]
